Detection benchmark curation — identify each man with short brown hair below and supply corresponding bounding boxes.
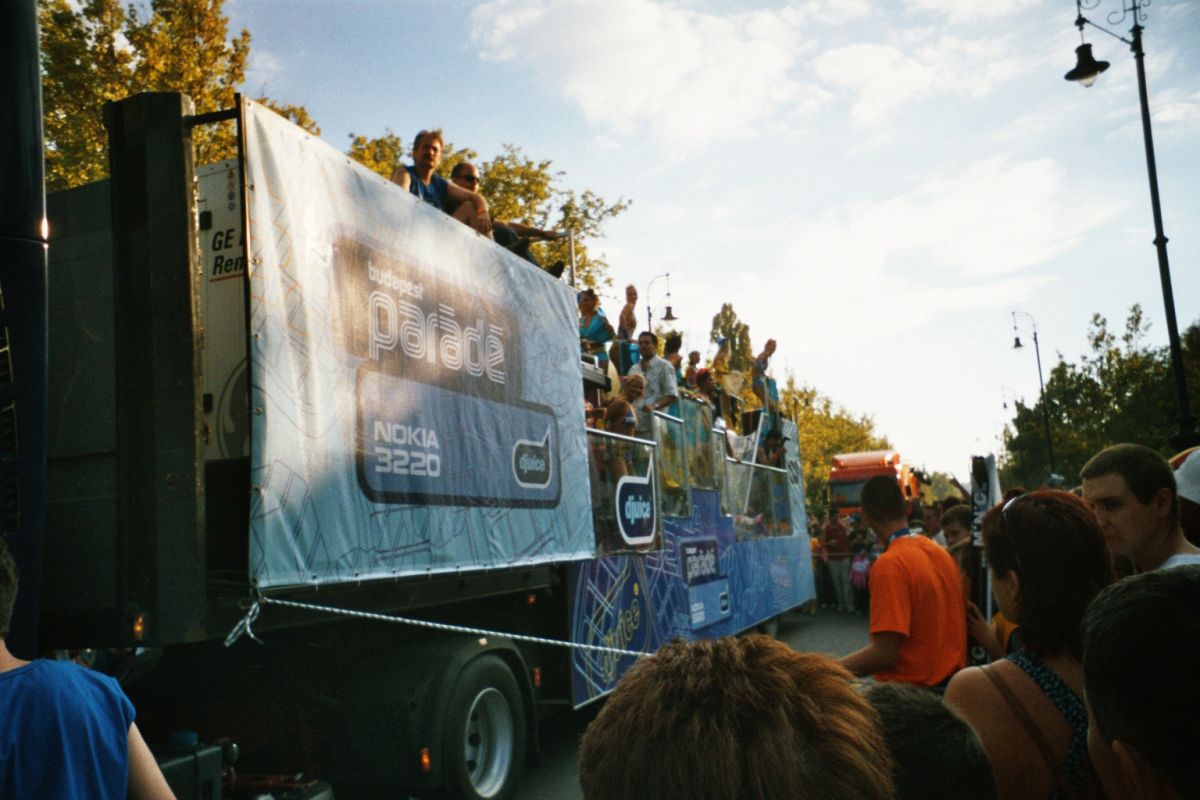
[389,129,491,235]
[840,475,966,688]
[1080,443,1200,571]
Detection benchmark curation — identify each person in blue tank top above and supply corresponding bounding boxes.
[0,540,175,800]
[389,129,492,236]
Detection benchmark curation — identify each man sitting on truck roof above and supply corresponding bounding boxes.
[448,161,565,276]
[0,539,175,800]
[389,128,492,236]
[839,475,966,690]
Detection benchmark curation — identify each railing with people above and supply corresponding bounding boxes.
[585,392,793,554]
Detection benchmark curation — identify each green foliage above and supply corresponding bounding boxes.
[1001,305,1200,489]
[777,376,890,517]
[39,0,311,190]
[924,471,965,504]
[124,0,249,166]
[40,0,135,190]
[346,129,407,179]
[709,303,754,374]
[548,186,630,289]
[259,99,320,136]
[470,144,555,225]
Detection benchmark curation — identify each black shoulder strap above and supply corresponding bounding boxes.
[981,665,1081,800]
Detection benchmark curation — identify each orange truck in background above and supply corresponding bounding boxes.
[828,450,923,517]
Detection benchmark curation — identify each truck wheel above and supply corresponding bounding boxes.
[441,656,526,800]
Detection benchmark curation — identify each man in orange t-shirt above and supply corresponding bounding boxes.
[840,476,966,688]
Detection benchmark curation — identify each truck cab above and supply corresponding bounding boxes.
[827,450,921,518]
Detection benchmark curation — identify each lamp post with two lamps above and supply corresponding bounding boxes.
[1011,311,1057,478]
[1064,0,1199,450]
[645,272,678,332]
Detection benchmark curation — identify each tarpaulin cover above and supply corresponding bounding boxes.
[241,99,593,588]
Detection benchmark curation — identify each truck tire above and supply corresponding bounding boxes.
[440,655,526,800]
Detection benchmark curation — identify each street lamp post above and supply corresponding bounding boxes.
[645,272,678,331]
[1012,311,1057,477]
[1000,385,1024,475]
[1065,0,1199,450]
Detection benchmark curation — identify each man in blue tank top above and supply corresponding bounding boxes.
[389,129,492,236]
[0,540,175,799]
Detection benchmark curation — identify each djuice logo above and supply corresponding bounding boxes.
[624,495,652,522]
[599,599,642,684]
[519,452,546,473]
[512,429,553,489]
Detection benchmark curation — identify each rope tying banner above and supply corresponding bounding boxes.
[224,594,650,659]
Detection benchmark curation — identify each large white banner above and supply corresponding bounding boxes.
[241,100,593,588]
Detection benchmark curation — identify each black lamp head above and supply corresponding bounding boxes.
[1013,335,1023,350]
[1065,43,1110,87]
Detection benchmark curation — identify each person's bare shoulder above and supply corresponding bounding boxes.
[945,664,990,707]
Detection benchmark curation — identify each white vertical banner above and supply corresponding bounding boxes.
[240,99,593,588]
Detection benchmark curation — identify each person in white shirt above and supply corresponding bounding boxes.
[627,331,678,440]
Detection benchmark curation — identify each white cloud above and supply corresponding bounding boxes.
[469,0,824,155]
[765,156,1122,344]
[469,0,1040,147]
[812,34,1028,125]
[789,0,874,22]
[1147,86,1200,127]
[903,0,1041,24]
[246,49,286,94]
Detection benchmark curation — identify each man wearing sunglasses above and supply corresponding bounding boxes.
[1080,443,1200,572]
[449,162,564,276]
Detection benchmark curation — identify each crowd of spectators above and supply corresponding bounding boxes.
[392,127,1200,800]
[581,441,1200,800]
[577,280,786,456]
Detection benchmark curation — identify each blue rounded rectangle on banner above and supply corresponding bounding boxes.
[355,368,561,507]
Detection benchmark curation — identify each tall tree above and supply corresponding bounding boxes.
[40,0,313,190]
[346,129,407,180]
[1001,305,1200,489]
[40,0,135,190]
[709,303,754,373]
[777,376,890,517]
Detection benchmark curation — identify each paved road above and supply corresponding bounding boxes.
[514,608,870,799]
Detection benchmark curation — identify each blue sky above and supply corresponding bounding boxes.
[228,0,1200,480]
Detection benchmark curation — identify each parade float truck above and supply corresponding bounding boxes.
[827,450,923,518]
[21,93,814,799]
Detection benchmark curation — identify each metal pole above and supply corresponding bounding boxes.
[1129,20,1199,450]
[567,230,577,288]
[0,0,49,658]
[1032,331,1057,475]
